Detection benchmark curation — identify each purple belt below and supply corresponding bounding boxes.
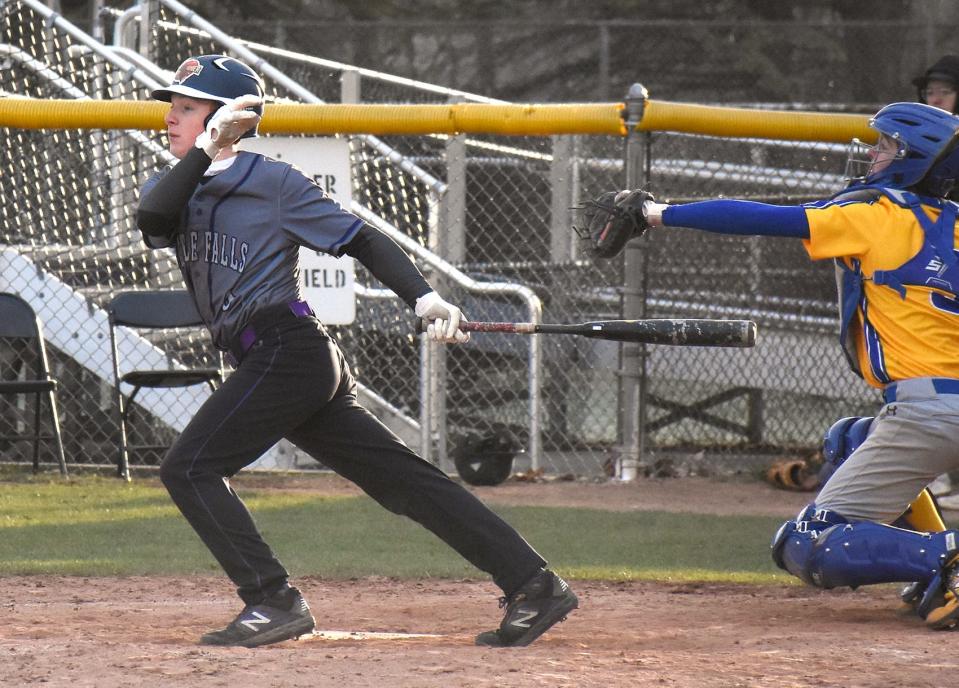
[226,300,315,367]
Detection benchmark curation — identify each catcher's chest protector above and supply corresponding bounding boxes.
[831,185,959,379]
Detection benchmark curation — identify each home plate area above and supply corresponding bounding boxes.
[309,630,442,641]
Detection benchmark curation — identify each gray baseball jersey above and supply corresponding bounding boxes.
[142,151,362,349]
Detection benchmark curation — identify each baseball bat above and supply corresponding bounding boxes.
[415,318,757,347]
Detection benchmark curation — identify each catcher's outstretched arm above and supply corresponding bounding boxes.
[661,200,810,238]
[576,191,809,262]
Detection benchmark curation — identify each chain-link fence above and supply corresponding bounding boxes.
[639,131,879,460]
[1,0,885,479]
[0,1,209,471]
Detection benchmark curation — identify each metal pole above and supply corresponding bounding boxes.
[618,82,648,482]
[138,0,153,61]
[419,325,432,464]
[340,68,361,104]
[432,115,468,472]
[529,325,542,472]
[598,24,610,101]
[549,135,574,262]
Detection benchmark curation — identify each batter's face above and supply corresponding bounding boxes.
[164,95,217,159]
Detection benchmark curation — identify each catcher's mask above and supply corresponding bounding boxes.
[844,101,959,197]
[844,133,906,186]
[151,54,265,139]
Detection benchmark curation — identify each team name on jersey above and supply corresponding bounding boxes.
[178,230,249,273]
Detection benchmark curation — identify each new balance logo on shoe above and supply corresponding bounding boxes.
[200,588,315,648]
[475,570,578,648]
[509,607,539,629]
[240,611,272,631]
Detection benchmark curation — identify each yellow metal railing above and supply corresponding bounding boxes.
[0,97,876,143]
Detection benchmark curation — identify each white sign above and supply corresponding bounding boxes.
[241,136,356,324]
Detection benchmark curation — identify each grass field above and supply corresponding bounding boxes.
[0,471,793,584]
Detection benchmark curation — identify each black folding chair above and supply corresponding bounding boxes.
[108,290,222,480]
[0,293,68,476]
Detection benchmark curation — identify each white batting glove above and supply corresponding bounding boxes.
[414,291,471,344]
[426,318,470,344]
[195,94,263,158]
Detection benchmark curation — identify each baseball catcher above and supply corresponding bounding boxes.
[581,102,959,631]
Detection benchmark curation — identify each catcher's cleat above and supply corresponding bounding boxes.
[475,570,578,648]
[899,581,927,615]
[200,587,315,647]
[925,553,959,630]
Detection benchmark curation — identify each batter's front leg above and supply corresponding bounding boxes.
[287,393,547,596]
[159,342,338,604]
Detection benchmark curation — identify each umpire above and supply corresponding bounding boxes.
[136,55,577,648]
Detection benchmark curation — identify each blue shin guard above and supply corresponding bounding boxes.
[772,506,958,589]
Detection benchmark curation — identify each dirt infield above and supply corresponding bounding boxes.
[3,476,958,688]
[4,575,955,688]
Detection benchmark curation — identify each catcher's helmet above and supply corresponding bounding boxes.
[845,102,959,197]
[151,55,265,138]
[818,415,873,488]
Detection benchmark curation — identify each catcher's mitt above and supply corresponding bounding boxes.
[765,457,820,492]
[575,189,655,260]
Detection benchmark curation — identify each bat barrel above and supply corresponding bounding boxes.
[575,319,756,347]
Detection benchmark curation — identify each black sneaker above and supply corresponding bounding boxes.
[926,553,959,630]
[475,570,578,647]
[200,587,316,647]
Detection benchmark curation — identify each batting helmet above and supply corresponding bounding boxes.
[451,429,519,487]
[151,55,265,138]
[845,102,959,197]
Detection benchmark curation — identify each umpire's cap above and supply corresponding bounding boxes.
[152,55,265,138]
[913,55,959,102]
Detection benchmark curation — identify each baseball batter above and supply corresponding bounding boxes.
[136,55,577,648]
[583,102,959,630]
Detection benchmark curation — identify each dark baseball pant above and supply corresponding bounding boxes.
[159,316,546,605]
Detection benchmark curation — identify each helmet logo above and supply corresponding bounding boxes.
[173,58,203,84]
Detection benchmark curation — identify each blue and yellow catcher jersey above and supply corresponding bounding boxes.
[803,194,959,388]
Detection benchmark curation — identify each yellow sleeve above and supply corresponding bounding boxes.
[801,199,901,262]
